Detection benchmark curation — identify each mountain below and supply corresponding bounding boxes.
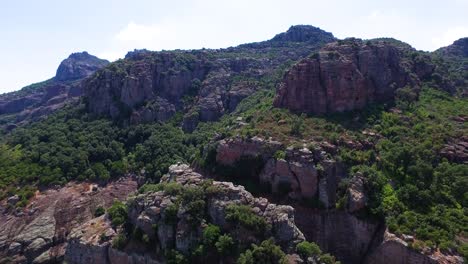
[0,26,466,264]
[0,52,109,130]
[436,38,468,58]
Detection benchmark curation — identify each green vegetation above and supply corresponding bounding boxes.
[237,239,287,264]
[108,200,127,227]
[226,204,270,234]
[296,241,322,258]
[94,206,105,217]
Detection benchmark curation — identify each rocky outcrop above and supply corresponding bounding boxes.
[130,164,305,251]
[82,26,337,130]
[274,38,435,115]
[63,164,309,263]
[56,52,110,82]
[440,135,468,163]
[364,230,464,264]
[295,207,380,263]
[346,173,367,213]
[215,136,346,205]
[0,178,137,263]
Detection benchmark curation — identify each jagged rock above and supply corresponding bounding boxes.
[215,136,283,166]
[82,26,337,127]
[364,230,464,264]
[0,178,137,263]
[346,174,367,213]
[127,164,305,254]
[274,39,434,115]
[107,247,162,264]
[295,208,380,264]
[130,97,176,124]
[440,136,468,163]
[65,216,113,264]
[55,52,109,82]
[7,195,20,206]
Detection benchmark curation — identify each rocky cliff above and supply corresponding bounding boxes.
[0,177,137,263]
[274,38,435,114]
[207,136,464,264]
[83,26,336,131]
[63,164,319,264]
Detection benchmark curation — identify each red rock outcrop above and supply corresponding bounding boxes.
[274,39,435,114]
[0,177,137,263]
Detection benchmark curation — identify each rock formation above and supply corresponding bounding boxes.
[0,178,137,263]
[82,26,337,130]
[56,52,110,82]
[274,38,435,114]
[63,164,309,263]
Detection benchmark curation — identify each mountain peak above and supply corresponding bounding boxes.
[270,25,335,43]
[55,52,109,82]
[436,37,468,58]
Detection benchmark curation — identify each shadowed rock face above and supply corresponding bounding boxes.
[274,39,435,115]
[55,52,110,82]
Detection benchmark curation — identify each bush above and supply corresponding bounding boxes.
[226,204,269,234]
[215,234,235,255]
[273,150,286,160]
[319,253,337,264]
[112,233,128,250]
[108,201,127,227]
[237,239,287,264]
[94,206,105,217]
[296,241,322,258]
[166,250,188,264]
[203,224,221,246]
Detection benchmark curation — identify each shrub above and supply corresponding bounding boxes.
[273,150,286,160]
[320,253,337,264]
[94,206,105,217]
[112,233,128,250]
[108,201,127,227]
[226,204,269,234]
[296,241,322,258]
[164,203,179,224]
[215,234,235,255]
[237,239,287,264]
[203,224,221,246]
[166,249,188,264]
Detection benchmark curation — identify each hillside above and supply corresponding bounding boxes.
[0,26,466,264]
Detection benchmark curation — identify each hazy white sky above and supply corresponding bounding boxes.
[1,0,467,93]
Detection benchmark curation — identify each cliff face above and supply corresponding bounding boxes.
[0,178,137,263]
[63,164,311,264]
[83,26,336,130]
[273,39,435,114]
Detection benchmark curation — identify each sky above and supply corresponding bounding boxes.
[1,0,467,93]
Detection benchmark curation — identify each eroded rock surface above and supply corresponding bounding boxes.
[0,178,137,263]
[63,164,308,263]
[274,39,435,114]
